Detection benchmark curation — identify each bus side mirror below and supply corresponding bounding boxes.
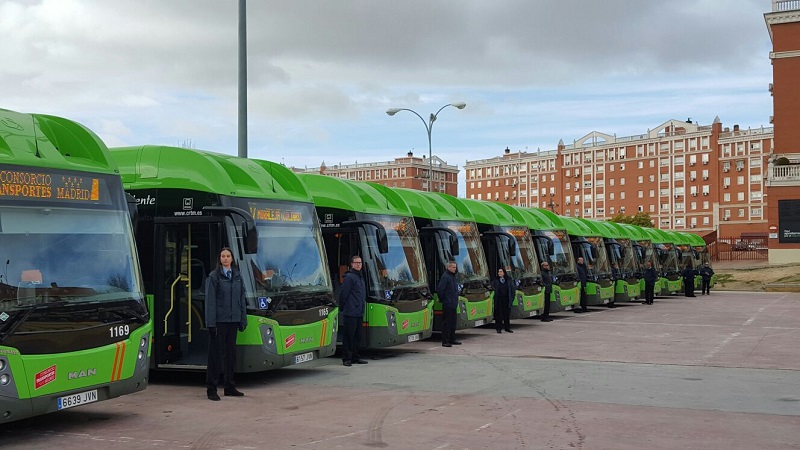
[376,227,389,254]
[242,222,258,254]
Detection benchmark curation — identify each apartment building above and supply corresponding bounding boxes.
[765,0,800,263]
[300,151,459,196]
[464,118,773,237]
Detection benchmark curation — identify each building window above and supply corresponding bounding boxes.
[723,193,730,202]
[638,190,644,198]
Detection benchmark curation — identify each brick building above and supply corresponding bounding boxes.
[765,0,800,263]
[300,152,459,196]
[464,118,773,237]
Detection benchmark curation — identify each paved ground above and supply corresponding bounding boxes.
[3,291,800,449]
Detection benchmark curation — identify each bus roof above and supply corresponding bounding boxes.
[686,232,706,247]
[393,189,476,222]
[668,230,691,246]
[111,146,310,202]
[617,223,651,241]
[460,198,521,227]
[575,218,611,237]
[513,206,548,231]
[297,173,413,217]
[560,216,596,237]
[1,108,116,173]
[647,228,675,245]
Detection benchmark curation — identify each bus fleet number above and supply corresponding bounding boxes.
[110,325,130,338]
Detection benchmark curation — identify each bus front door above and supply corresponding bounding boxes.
[154,221,222,369]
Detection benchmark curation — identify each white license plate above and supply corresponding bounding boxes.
[474,319,485,327]
[407,334,420,342]
[294,352,314,364]
[529,310,537,317]
[57,389,98,410]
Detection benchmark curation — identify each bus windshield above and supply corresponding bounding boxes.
[585,237,611,277]
[616,238,638,276]
[542,230,576,277]
[637,240,659,270]
[363,214,427,296]
[241,201,331,296]
[656,243,680,274]
[0,206,143,308]
[434,220,489,284]
[502,226,540,281]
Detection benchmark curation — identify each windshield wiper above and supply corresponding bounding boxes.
[0,306,42,341]
[105,303,148,323]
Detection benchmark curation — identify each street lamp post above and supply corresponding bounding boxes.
[386,102,466,192]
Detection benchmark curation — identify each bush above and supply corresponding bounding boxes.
[774,156,791,166]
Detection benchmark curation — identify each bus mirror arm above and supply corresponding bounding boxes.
[420,227,460,256]
[203,206,259,254]
[342,220,389,254]
[483,231,517,257]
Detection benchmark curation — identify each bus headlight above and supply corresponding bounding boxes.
[0,374,9,385]
[0,359,5,371]
[140,336,148,348]
[138,350,145,361]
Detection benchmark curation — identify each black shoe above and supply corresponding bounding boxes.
[224,388,244,397]
[504,329,514,333]
[540,317,553,322]
[452,341,463,345]
[343,360,352,366]
[607,304,617,308]
[442,343,452,347]
[497,329,502,334]
[207,391,220,401]
[355,359,369,364]
[573,309,584,313]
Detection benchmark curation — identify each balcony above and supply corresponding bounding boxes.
[773,0,800,11]
[766,154,800,186]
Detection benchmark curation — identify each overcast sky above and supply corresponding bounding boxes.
[1,0,775,195]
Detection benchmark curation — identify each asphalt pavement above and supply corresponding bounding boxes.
[3,290,799,449]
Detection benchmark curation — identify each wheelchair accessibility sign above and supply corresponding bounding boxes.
[258,297,271,309]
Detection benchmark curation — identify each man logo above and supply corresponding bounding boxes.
[68,369,97,379]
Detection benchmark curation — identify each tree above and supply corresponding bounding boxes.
[610,212,654,228]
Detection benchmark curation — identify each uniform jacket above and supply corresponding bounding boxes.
[339,268,366,317]
[682,266,697,282]
[205,266,247,330]
[576,262,588,286]
[699,266,715,280]
[491,274,516,308]
[437,270,459,310]
[643,266,658,285]
[541,268,553,293]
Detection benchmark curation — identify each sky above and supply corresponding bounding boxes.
[0,0,776,196]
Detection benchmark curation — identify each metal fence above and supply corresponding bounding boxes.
[710,237,769,262]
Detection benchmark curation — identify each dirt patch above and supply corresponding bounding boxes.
[714,264,800,291]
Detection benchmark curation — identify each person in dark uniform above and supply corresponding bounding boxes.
[682,263,697,297]
[540,261,553,322]
[607,262,620,308]
[437,260,461,347]
[339,255,368,366]
[643,260,657,305]
[575,257,589,313]
[699,262,715,295]
[205,247,247,401]
[492,268,515,333]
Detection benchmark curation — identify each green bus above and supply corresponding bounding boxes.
[297,174,433,347]
[685,232,714,289]
[563,217,615,306]
[601,221,642,302]
[394,189,493,331]
[515,208,580,312]
[0,109,151,422]
[461,199,544,319]
[112,146,338,372]
[645,228,682,295]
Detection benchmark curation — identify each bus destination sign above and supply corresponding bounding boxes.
[249,204,303,223]
[0,168,106,204]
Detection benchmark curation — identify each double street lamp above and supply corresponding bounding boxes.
[386,102,466,192]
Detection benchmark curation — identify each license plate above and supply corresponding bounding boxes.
[529,310,537,317]
[57,389,98,410]
[407,334,420,342]
[474,319,485,327]
[294,352,314,364]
